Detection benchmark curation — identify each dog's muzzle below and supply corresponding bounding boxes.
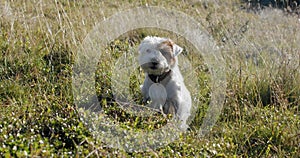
[141,62,161,70]
[150,62,159,69]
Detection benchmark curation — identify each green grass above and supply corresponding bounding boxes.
[0,0,299,157]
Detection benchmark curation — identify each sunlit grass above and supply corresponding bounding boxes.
[0,0,299,157]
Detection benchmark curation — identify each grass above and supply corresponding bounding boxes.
[0,0,299,157]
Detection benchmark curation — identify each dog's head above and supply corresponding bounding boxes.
[138,36,183,75]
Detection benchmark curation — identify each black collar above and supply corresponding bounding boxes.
[148,70,171,83]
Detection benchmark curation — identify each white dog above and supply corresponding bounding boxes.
[138,36,192,130]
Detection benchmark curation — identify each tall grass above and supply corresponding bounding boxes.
[0,0,299,157]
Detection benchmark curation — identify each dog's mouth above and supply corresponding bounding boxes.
[150,66,157,69]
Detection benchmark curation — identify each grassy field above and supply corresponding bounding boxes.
[0,0,299,157]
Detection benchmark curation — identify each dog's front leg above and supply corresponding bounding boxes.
[163,99,178,116]
[141,79,151,104]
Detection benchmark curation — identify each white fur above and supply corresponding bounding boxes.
[138,36,192,130]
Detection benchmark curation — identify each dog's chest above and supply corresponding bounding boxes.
[147,78,181,99]
[148,83,167,105]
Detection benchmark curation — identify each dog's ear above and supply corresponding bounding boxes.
[173,44,183,56]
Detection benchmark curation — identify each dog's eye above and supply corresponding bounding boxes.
[146,49,151,53]
[160,49,172,57]
[160,49,167,54]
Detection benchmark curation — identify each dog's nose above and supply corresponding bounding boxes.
[150,62,159,69]
[151,62,158,66]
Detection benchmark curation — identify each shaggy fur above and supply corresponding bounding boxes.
[138,36,192,130]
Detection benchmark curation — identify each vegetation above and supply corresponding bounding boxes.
[0,0,299,157]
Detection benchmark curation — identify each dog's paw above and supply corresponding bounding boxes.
[142,97,150,104]
[179,123,189,131]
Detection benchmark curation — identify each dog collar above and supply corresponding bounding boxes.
[148,70,172,83]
